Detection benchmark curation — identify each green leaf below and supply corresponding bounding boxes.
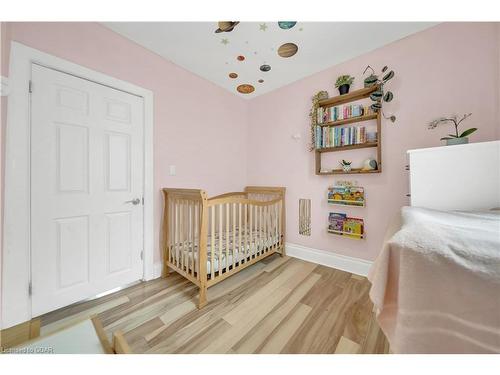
[364,75,378,86]
[370,91,383,101]
[459,128,477,138]
[382,70,394,82]
[389,115,396,123]
[371,103,382,111]
[383,91,393,102]
[382,66,388,72]
[440,137,453,140]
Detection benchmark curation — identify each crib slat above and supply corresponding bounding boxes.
[258,206,263,254]
[211,206,215,279]
[218,204,223,277]
[238,203,242,266]
[275,203,279,251]
[225,203,229,274]
[249,204,253,259]
[279,200,282,248]
[176,200,180,269]
[265,205,269,253]
[232,203,236,269]
[189,201,194,276]
[262,205,265,254]
[183,200,187,272]
[244,204,248,262]
[169,198,173,264]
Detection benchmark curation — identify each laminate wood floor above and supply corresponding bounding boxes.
[39,255,390,354]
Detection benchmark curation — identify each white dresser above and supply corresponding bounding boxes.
[407,140,500,210]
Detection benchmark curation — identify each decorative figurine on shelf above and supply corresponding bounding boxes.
[339,159,352,172]
[335,75,354,95]
[361,158,378,171]
[428,113,476,146]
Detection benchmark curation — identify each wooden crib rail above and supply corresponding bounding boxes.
[162,188,208,288]
[209,191,248,200]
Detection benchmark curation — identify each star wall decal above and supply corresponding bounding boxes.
[221,38,229,45]
[259,23,268,31]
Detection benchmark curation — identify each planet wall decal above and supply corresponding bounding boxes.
[278,21,297,30]
[237,55,245,61]
[237,84,255,94]
[258,79,264,83]
[215,21,239,33]
[229,73,238,79]
[278,43,298,58]
[260,64,271,72]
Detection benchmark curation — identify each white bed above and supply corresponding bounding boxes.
[369,206,500,353]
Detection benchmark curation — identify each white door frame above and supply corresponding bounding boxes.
[1,42,155,329]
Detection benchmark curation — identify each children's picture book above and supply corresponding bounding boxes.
[328,212,347,232]
[328,186,365,207]
[342,217,364,238]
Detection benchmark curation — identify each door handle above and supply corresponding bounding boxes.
[125,198,141,205]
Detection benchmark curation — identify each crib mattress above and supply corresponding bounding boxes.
[170,228,280,274]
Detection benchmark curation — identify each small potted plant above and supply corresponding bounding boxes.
[335,75,354,95]
[339,159,352,172]
[428,113,477,146]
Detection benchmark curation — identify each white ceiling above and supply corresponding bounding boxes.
[102,22,436,99]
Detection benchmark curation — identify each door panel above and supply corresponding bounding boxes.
[31,64,144,316]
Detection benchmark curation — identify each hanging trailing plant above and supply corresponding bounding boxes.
[363,65,396,123]
[308,91,329,151]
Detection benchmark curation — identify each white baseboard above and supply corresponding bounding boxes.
[285,243,373,277]
[153,262,163,279]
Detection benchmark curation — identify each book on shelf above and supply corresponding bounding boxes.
[317,104,374,125]
[315,126,376,149]
[328,212,364,238]
[328,186,365,206]
[328,212,347,232]
[342,218,364,238]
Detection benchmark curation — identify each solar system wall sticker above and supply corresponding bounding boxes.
[237,84,255,94]
[214,22,239,33]
[278,43,298,58]
[216,21,300,95]
[278,22,297,30]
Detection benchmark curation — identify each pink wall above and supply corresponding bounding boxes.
[0,22,249,263]
[1,22,499,268]
[247,22,500,261]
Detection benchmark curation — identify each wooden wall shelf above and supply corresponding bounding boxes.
[318,86,379,108]
[319,113,378,128]
[318,168,380,175]
[315,86,382,176]
[317,142,377,153]
[327,229,364,239]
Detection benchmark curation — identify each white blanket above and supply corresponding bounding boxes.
[368,206,500,353]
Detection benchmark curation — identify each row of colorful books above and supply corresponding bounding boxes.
[317,104,374,124]
[328,213,364,239]
[328,186,365,207]
[315,125,374,149]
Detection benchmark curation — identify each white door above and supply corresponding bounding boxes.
[30,64,144,316]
